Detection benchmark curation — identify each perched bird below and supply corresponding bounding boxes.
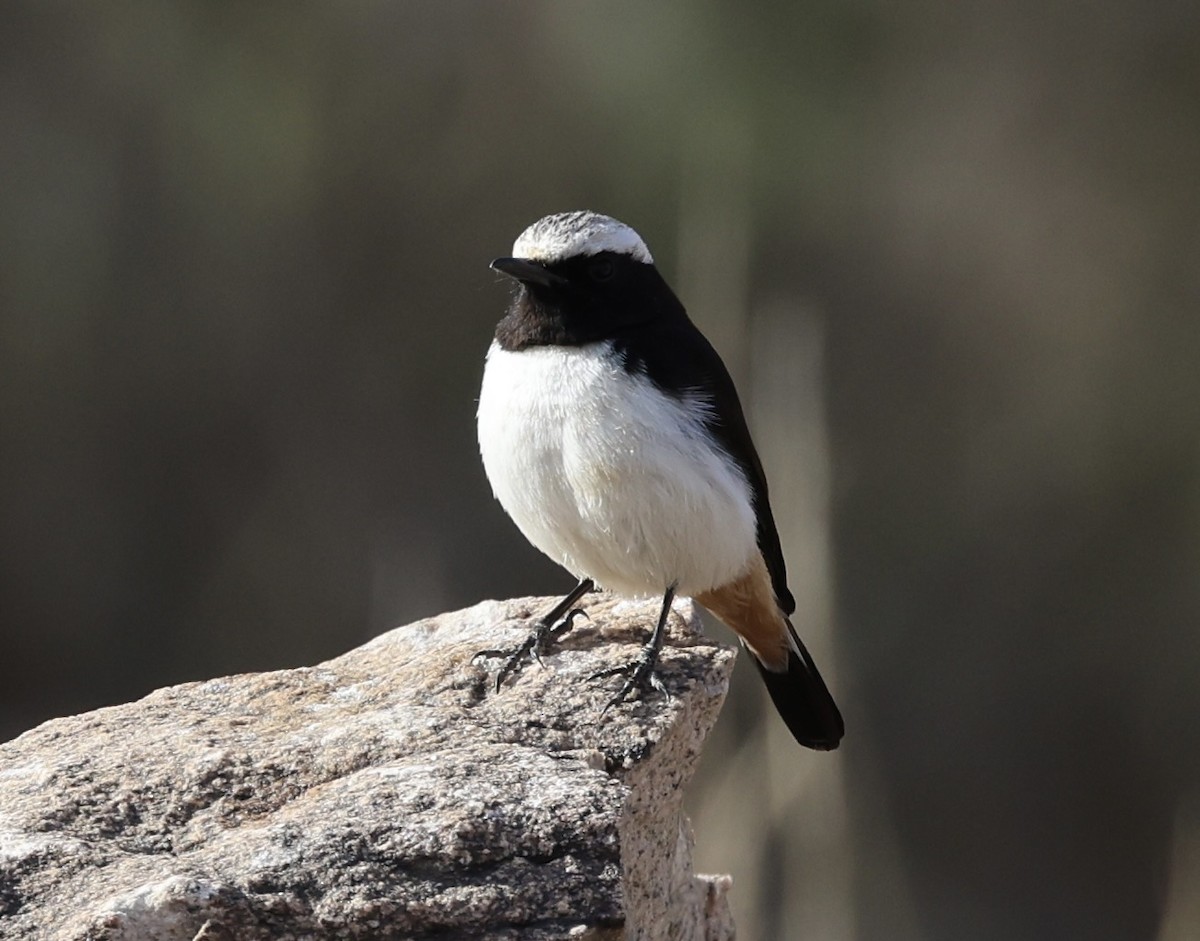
[476,211,843,750]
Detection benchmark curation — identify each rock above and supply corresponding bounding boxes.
[0,595,737,940]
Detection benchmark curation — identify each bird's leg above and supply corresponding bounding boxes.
[594,584,676,710]
[475,578,595,691]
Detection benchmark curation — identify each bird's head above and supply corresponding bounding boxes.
[491,212,680,348]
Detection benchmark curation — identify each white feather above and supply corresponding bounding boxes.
[511,211,653,265]
[477,340,757,598]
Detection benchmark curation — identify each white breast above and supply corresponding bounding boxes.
[477,340,758,598]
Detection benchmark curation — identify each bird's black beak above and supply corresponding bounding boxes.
[490,257,567,289]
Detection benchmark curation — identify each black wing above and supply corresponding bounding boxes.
[614,316,796,615]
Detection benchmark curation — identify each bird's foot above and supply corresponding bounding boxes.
[474,607,589,692]
[593,650,672,713]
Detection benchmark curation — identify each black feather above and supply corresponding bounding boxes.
[611,313,796,616]
[748,620,844,750]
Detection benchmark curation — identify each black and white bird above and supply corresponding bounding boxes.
[476,211,844,750]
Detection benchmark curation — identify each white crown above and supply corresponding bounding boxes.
[511,211,653,265]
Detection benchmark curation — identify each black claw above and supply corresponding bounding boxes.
[476,599,592,692]
[495,635,539,690]
[591,584,677,715]
[594,655,672,714]
[554,607,589,637]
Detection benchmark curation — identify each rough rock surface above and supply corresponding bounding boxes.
[0,594,737,940]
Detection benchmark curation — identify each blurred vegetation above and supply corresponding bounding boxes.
[2,3,1198,940]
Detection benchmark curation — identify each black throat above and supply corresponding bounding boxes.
[494,289,595,350]
[493,252,686,352]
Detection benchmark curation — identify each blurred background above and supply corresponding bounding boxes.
[2,2,1198,939]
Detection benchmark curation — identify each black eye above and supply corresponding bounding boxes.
[589,259,615,282]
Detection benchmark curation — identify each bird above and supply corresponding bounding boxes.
[475,210,844,750]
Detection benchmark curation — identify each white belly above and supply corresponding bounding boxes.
[477,340,758,597]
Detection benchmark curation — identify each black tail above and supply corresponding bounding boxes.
[748,621,844,750]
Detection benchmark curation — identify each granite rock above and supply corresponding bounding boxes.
[0,594,736,940]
